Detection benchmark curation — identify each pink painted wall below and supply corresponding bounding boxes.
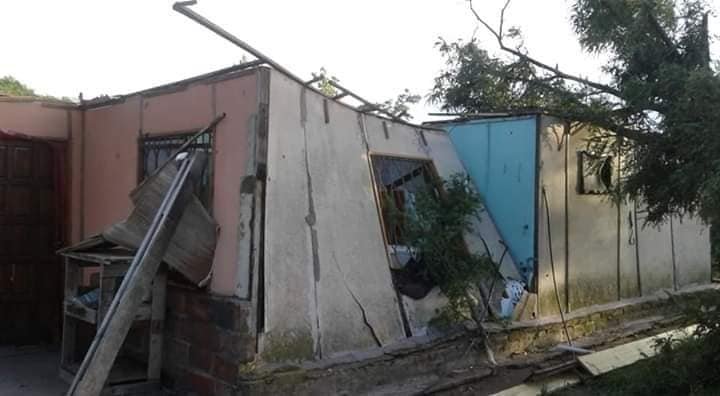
[81,72,258,295]
[0,100,73,140]
[0,100,83,244]
[207,76,257,294]
[83,97,142,236]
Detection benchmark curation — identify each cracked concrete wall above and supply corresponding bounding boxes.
[263,71,406,362]
[363,116,521,279]
[262,69,519,357]
[363,116,521,333]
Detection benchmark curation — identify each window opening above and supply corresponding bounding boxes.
[370,155,441,299]
[139,131,213,207]
[577,150,614,194]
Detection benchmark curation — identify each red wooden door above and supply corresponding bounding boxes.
[0,139,61,345]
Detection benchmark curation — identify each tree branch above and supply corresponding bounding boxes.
[640,2,680,57]
[467,0,623,98]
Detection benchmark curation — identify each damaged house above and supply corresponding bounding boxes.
[431,115,711,317]
[0,9,713,396]
[0,63,518,394]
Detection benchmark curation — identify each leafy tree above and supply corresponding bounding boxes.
[387,173,498,364]
[373,89,421,120]
[0,75,73,102]
[0,76,37,96]
[431,0,717,225]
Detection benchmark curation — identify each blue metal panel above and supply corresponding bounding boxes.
[445,116,537,282]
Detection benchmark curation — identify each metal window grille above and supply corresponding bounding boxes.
[139,131,213,207]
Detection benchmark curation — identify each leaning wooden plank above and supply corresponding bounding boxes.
[66,153,205,396]
[577,325,697,376]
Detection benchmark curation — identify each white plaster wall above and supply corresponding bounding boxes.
[537,116,711,316]
[636,211,674,294]
[263,72,317,362]
[618,200,640,299]
[564,126,619,310]
[263,70,519,356]
[538,118,634,314]
[536,117,568,316]
[263,71,406,361]
[673,216,711,288]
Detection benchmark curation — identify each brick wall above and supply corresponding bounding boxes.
[162,283,255,395]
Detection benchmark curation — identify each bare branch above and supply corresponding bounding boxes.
[499,0,512,38]
[467,0,623,98]
[468,0,502,44]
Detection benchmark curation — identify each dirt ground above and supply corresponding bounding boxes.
[0,345,67,396]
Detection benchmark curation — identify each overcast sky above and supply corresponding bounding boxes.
[1,0,718,121]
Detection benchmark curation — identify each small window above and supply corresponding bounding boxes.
[139,131,213,207]
[577,150,614,194]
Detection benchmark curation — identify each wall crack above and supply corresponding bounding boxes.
[331,253,383,347]
[301,87,323,359]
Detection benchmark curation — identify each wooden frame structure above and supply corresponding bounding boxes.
[59,247,167,394]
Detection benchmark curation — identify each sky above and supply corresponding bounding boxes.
[1,0,718,122]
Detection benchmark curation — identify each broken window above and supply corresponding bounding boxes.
[370,155,441,299]
[371,156,440,244]
[139,131,213,207]
[577,151,614,194]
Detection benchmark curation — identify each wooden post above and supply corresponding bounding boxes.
[60,258,79,368]
[147,266,167,380]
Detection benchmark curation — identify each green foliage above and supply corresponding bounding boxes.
[0,76,36,96]
[0,75,73,102]
[374,89,421,120]
[432,0,718,225]
[388,173,493,322]
[311,67,340,97]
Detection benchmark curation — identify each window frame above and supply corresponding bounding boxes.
[137,129,215,209]
[369,154,442,255]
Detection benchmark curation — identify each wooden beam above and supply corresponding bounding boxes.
[66,152,206,396]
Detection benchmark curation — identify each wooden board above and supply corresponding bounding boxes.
[578,325,697,376]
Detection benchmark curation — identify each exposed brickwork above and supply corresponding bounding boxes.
[162,283,255,395]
